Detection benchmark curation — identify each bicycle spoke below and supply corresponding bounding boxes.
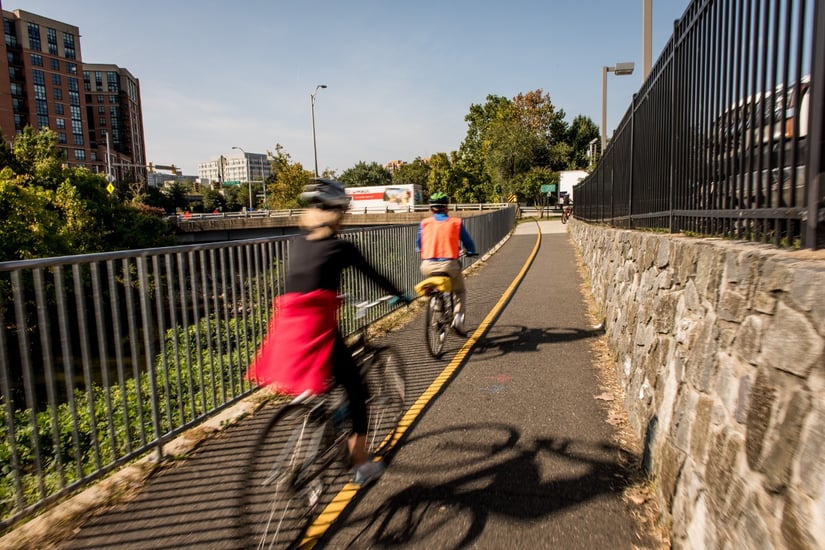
[243,404,327,549]
[364,347,406,455]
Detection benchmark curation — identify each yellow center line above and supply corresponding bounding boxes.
[299,221,542,548]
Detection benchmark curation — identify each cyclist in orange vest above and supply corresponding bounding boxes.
[416,192,477,337]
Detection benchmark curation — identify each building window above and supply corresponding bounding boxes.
[27,23,41,51]
[31,70,45,85]
[66,62,77,74]
[97,94,104,103]
[73,133,84,146]
[50,58,59,71]
[37,115,49,129]
[36,100,48,115]
[109,95,117,104]
[53,88,62,100]
[57,132,67,144]
[47,28,58,55]
[52,73,61,86]
[68,91,80,106]
[68,77,79,92]
[56,117,65,129]
[74,149,86,160]
[98,106,105,114]
[63,33,76,59]
[55,103,64,115]
[99,117,106,127]
[107,72,118,92]
[30,53,43,66]
[90,151,97,161]
[33,84,46,101]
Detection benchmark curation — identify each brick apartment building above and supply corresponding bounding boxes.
[0,3,147,183]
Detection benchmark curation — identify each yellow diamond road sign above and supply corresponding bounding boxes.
[106,183,115,194]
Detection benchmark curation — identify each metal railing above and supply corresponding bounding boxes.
[0,205,517,531]
[576,0,824,249]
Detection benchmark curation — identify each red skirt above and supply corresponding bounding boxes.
[246,290,339,395]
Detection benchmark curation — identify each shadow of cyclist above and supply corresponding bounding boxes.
[329,434,647,549]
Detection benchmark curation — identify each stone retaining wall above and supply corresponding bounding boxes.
[568,221,825,549]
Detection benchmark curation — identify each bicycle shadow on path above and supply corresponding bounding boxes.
[324,424,651,549]
[472,323,605,359]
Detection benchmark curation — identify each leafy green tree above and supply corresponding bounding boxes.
[339,161,392,187]
[202,188,226,212]
[0,127,173,260]
[267,144,312,208]
[566,115,600,170]
[391,158,430,188]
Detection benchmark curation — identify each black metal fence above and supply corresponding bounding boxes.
[0,205,517,532]
[576,0,824,249]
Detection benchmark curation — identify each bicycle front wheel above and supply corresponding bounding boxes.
[363,346,406,455]
[243,403,328,549]
[425,293,448,359]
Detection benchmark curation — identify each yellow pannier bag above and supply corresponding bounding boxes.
[414,276,452,297]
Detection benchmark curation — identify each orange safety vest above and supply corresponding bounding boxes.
[420,216,462,259]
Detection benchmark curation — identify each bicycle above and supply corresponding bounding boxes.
[242,295,406,549]
[415,252,476,359]
[561,205,573,224]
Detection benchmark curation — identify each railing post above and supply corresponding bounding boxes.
[629,93,636,228]
[806,0,824,249]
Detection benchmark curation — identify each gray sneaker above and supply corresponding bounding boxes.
[351,460,385,486]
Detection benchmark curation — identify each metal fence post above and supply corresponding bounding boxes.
[806,0,825,249]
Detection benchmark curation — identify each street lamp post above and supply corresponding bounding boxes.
[601,62,635,153]
[311,84,327,178]
[231,146,253,210]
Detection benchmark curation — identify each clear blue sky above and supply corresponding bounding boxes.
[19,0,689,176]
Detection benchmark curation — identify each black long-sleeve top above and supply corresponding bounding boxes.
[285,234,403,296]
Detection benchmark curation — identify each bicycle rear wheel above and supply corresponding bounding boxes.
[243,403,328,549]
[425,293,448,359]
[362,346,406,455]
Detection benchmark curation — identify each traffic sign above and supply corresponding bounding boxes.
[224,180,241,186]
[106,183,115,194]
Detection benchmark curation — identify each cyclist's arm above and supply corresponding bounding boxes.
[345,241,404,296]
[459,223,476,256]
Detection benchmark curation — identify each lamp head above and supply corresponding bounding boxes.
[612,62,635,75]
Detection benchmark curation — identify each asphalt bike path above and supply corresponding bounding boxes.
[59,219,657,549]
[312,219,658,549]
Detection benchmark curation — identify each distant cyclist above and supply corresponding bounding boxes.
[247,178,407,486]
[416,192,477,337]
[561,193,573,223]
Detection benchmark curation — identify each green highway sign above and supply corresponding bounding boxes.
[224,180,241,186]
[540,184,556,193]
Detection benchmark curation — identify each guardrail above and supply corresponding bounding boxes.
[169,202,512,222]
[0,205,518,532]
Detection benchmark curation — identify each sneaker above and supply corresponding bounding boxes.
[351,460,385,486]
[306,478,324,510]
[452,313,468,337]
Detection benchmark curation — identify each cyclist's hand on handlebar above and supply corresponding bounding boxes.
[389,293,416,306]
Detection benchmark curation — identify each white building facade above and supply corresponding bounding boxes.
[197,152,271,189]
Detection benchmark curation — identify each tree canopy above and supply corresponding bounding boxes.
[0,127,173,261]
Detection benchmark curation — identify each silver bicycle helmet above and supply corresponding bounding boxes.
[300,178,351,209]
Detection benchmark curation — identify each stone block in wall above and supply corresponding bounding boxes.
[781,491,821,550]
[658,439,687,509]
[746,369,777,470]
[762,390,811,492]
[690,394,715,460]
[705,430,744,515]
[760,302,824,378]
[795,405,825,501]
[736,314,764,366]
[753,255,794,314]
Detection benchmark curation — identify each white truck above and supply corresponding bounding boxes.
[345,184,423,213]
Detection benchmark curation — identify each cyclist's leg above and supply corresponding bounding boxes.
[331,333,369,465]
[444,260,467,333]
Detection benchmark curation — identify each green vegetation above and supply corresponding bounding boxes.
[0,127,174,262]
[0,313,259,518]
